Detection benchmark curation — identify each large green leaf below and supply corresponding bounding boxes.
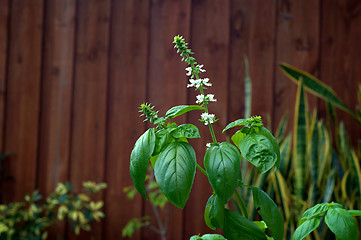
[204,194,225,229]
[279,62,353,115]
[251,187,284,240]
[154,142,196,209]
[129,129,156,199]
[165,105,204,119]
[231,130,247,148]
[298,203,329,225]
[223,119,248,132]
[325,207,357,240]
[153,128,175,156]
[223,209,267,240]
[258,127,280,171]
[172,124,200,139]
[291,217,321,240]
[238,133,277,173]
[204,142,241,203]
[293,78,307,199]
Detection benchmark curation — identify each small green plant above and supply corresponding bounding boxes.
[0,181,107,240]
[129,36,361,240]
[122,168,169,239]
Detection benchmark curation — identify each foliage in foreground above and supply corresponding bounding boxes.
[0,181,106,240]
[122,169,168,239]
[129,35,361,240]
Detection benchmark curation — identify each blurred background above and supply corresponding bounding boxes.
[0,0,360,239]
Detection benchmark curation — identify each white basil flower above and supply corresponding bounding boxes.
[187,79,202,88]
[202,78,212,87]
[206,94,217,102]
[185,67,192,76]
[198,64,206,73]
[201,112,216,125]
[196,94,205,104]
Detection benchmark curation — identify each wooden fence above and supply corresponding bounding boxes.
[0,0,360,239]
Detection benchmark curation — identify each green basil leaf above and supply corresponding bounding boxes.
[173,124,200,139]
[154,142,196,209]
[223,119,248,132]
[238,133,277,173]
[204,194,225,229]
[204,202,216,230]
[204,142,241,203]
[325,207,357,240]
[153,128,174,156]
[253,221,267,232]
[251,187,284,240]
[223,209,267,240]
[231,130,247,148]
[291,217,321,240]
[190,234,226,240]
[301,203,329,220]
[258,127,281,171]
[129,129,156,199]
[165,105,204,119]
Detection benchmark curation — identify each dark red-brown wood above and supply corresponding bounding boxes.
[0,0,9,203]
[36,0,76,238]
[320,0,361,143]
[68,0,111,239]
[274,0,320,131]
[3,0,44,202]
[102,0,149,239]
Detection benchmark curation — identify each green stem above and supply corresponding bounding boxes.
[234,189,248,219]
[196,163,207,177]
[193,67,217,143]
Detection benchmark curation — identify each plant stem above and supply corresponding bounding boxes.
[234,189,248,219]
[196,163,207,176]
[194,67,217,143]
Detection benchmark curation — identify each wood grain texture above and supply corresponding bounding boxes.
[320,0,361,143]
[145,0,191,239]
[228,0,250,124]
[184,0,230,238]
[3,0,44,202]
[0,0,9,202]
[102,1,149,239]
[36,0,76,238]
[246,0,276,128]
[274,0,320,131]
[68,0,111,239]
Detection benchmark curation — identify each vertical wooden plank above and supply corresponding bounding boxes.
[0,0,9,202]
[274,0,320,130]
[320,0,361,143]
[146,1,191,239]
[102,1,149,240]
[246,0,276,127]
[3,0,44,202]
[184,0,230,238]
[228,0,249,124]
[68,0,111,239]
[228,0,277,126]
[37,0,76,238]
[0,0,8,150]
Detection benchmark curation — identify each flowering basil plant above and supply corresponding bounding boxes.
[129,36,361,240]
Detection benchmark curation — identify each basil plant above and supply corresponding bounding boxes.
[129,36,361,240]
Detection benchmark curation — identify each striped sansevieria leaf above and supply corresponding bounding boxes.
[293,78,307,200]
